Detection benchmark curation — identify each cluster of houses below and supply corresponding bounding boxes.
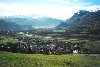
[0,35,87,54]
[1,31,97,54]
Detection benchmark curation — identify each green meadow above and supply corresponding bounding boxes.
[0,52,100,67]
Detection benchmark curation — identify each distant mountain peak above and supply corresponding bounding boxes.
[0,14,63,29]
[0,14,51,19]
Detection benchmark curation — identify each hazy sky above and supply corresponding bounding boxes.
[0,0,100,20]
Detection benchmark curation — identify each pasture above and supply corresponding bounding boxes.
[0,52,100,67]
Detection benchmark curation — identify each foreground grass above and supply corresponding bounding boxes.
[0,52,100,67]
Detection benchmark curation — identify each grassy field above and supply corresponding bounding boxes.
[0,52,100,67]
[0,38,25,44]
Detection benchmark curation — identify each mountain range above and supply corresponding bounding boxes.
[0,10,100,32]
[56,10,100,35]
[0,15,63,30]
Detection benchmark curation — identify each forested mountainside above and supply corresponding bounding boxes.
[57,10,100,35]
[0,20,22,31]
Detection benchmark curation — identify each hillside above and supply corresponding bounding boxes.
[0,20,22,31]
[57,10,100,34]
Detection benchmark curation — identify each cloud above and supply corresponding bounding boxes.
[73,0,78,1]
[82,5,100,11]
[48,0,70,4]
[48,0,90,6]
[0,3,81,20]
[0,2,100,20]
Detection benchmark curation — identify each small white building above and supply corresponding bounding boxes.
[18,32,24,35]
[25,34,32,37]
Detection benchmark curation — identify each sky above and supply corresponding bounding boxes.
[0,0,100,20]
